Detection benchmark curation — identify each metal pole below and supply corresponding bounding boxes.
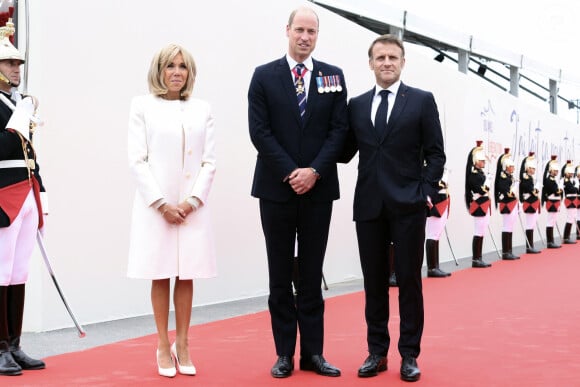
[36,231,86,338]
[444,226,459,265]
[487,225,502,259]
[536,222,546,247]
[518,213,532,250]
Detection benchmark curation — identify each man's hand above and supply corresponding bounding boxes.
[288,167,318,195]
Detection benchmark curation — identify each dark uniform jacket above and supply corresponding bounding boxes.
[0,91,45,227]
[495,171,517,214]
[466,168,490,217]
[541,176,561,212]
[519,173,540,214]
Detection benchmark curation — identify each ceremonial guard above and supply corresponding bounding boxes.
[494,148,519,260]
[519,152,541,253]
[561,161,577,244]
[574,165,580,240]
[541,155,562,248]
[0,20,47,375]
[465,141,492,268]
[425,169,451,277]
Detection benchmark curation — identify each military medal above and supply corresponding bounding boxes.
[296,79,304,95]
[316,76,324,93]
[330,76,336,92]
[335,75,343,92]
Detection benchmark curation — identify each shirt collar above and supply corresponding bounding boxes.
[286,54,314,73]
[374,80,401,97]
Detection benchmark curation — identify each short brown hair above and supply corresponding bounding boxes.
[368,34,405,59]
[147,44,196,100]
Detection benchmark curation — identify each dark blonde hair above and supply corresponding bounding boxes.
[147,44,196,100]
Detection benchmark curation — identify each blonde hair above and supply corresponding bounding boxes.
[147,44,196,100]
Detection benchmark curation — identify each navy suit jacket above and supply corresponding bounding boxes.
[342,83,445,220]
[248,56,348,203]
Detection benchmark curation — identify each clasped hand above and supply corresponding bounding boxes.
[160,202,195,225]
[288,168,317,195]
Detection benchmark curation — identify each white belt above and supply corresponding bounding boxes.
[0,160,27,168]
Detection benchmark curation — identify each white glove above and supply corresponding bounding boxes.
[6,96,35,141]
[484,175,491,189]
[40,192,49,215]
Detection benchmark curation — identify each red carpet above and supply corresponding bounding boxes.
[10,245,580,386]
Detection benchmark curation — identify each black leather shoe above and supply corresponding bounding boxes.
[271,356,293,378]
[526,247,541,254]
[10,349,45,370]
[472,259,491,268]
[400,356,420,382]
[501,252,520,260]
[427,268,451,277]
[299,355,340,377]
[0,351,22,376]
[358,354,387,377]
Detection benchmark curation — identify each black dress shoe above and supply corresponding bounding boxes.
[10,349,45,370]
[400,357,420,382]
[427,268,451,277]
[501,252,520,260]
[299,355,341,377]
[0,351,22,376]
[472,259,491,268]
[358,354,387,377]
[271,356,293,378]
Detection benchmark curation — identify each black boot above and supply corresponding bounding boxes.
[0,341,21,376]
[0,287,21,376]
[577,221,580,240]
[563,223,575,244]
[501,232,519,260]
[472,236,491,268]
[7,285,45,370]
[525,229,541,254]
[388,243,397,287]
[546,227,561,248]
[426,239,450,277]
[501,232,520,261]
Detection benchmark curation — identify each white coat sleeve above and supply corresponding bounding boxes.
[127,96,164,206]
[189,104,216,204]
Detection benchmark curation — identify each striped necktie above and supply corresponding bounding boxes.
[294,64,307,120]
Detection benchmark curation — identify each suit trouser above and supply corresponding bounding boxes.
[356,206,426,358]
[259,197,332,357]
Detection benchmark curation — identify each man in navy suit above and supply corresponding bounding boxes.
[248,6,347,379]
[342,34,445,382]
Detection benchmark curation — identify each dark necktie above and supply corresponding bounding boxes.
[374,89,390,136]
[294,64,307,120]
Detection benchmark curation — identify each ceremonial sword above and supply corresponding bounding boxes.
[36,231,86,338]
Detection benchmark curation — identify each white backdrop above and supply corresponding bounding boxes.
[18,0,578,331]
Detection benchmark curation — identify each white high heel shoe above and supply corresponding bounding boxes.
[170,342,197,375]
[156,349,177,378]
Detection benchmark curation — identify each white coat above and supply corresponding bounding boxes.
[127,94,216,280]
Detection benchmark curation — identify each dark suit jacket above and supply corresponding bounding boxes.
[342,83,445,220]
[248,56,348,203]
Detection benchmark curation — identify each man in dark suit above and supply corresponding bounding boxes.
[248,6,347,379]
[342,34,445,382]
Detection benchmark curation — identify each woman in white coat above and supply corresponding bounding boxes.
[127,44,216,378]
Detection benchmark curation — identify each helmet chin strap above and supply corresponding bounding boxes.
[0,70,15,86]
